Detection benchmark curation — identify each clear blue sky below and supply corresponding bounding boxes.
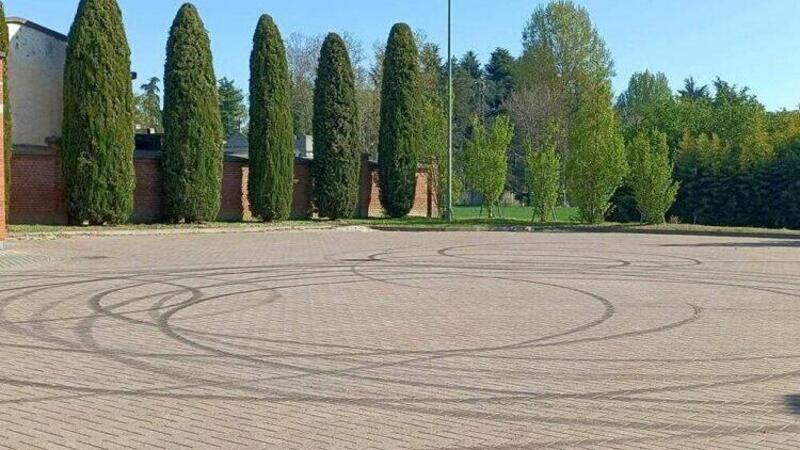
[8,0,800,111]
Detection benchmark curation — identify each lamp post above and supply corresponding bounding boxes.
[446,0,454,223]
[0,52,6,249]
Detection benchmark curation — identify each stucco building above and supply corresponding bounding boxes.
[8,17,67,149]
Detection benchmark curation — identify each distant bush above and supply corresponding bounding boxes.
[673,133,800,229]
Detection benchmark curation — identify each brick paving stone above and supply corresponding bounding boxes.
[0,231,799,449]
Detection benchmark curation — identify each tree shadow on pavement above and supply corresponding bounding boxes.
[661,241,800,248]
[785,395,800,414]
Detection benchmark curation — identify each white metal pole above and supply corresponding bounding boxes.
[447,0,454,222]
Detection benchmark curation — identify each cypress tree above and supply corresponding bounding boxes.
[0,2,10,216]
[312,33,360,220]
[248,15,294,222]
[62,0,135,224]
[162,4,223,222]
[378,23,421,218]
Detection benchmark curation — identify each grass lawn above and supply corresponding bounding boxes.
[453,206,578,223]
[8,205,800,240]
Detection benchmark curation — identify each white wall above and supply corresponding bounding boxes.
[8,20,66,147]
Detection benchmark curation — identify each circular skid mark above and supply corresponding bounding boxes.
[0,239,798,444]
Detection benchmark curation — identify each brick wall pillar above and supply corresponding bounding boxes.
[0,53,6,249]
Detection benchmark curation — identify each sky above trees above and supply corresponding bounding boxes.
[8,0,800,111]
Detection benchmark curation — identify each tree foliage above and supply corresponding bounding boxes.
[566,83,626,224]
[312,33,360,220]
[524,128,561,222]
[511,0,615,202]
[62,0,136,225]
[518,0,613,94]
[616,71,677,143]
[378,23,421,218]
[135,77,162,132]
[248,15,294,222]
[218,77,247,136]
[416,42,454,216]
[485,48,515,117]
[627,131,679,224]
[162,3,224,223]
[464,115,515,217]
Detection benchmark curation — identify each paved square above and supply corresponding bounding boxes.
[0,230,799,449]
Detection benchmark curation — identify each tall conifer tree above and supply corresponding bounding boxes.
[62,0,135,224]
[162,3,224,222]
[248,15,294,222]
[378,23,421,218]
[312,33,360,220]
[0,2,10,215]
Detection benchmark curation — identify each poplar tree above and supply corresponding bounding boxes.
[378,23,420,218]
[248,15,294,221]
[312,33,360,220]
[62,0,136,224]
[162,3,224,222]
[566,83,627,224]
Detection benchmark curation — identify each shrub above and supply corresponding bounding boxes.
[627,131,679,224]
[463,115,514,218]
[162,3,224,223]
[248,15,294,222]
[312,33,360,220]
[62,0,136,224]
[378,23,420,218]
[525,135,561,222]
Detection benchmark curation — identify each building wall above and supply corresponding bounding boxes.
[359,159,436,219]
[8,19,67,147]
[9,144,67,225]
[9,148,434,225]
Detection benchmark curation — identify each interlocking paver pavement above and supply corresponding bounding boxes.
[0,231,799,449]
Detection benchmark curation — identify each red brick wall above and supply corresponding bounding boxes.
[292,160,313,219]
[9,146,68,225]
[358,160,436,219]
[0,57,5,243]
[132,159,161,223]
[219,162,248,222]
[9,150,437,224]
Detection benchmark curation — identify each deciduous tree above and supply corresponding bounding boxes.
[464,116,514,218]
[566,83,626,224]
[627,131,679,224]
[525,125,561,222]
